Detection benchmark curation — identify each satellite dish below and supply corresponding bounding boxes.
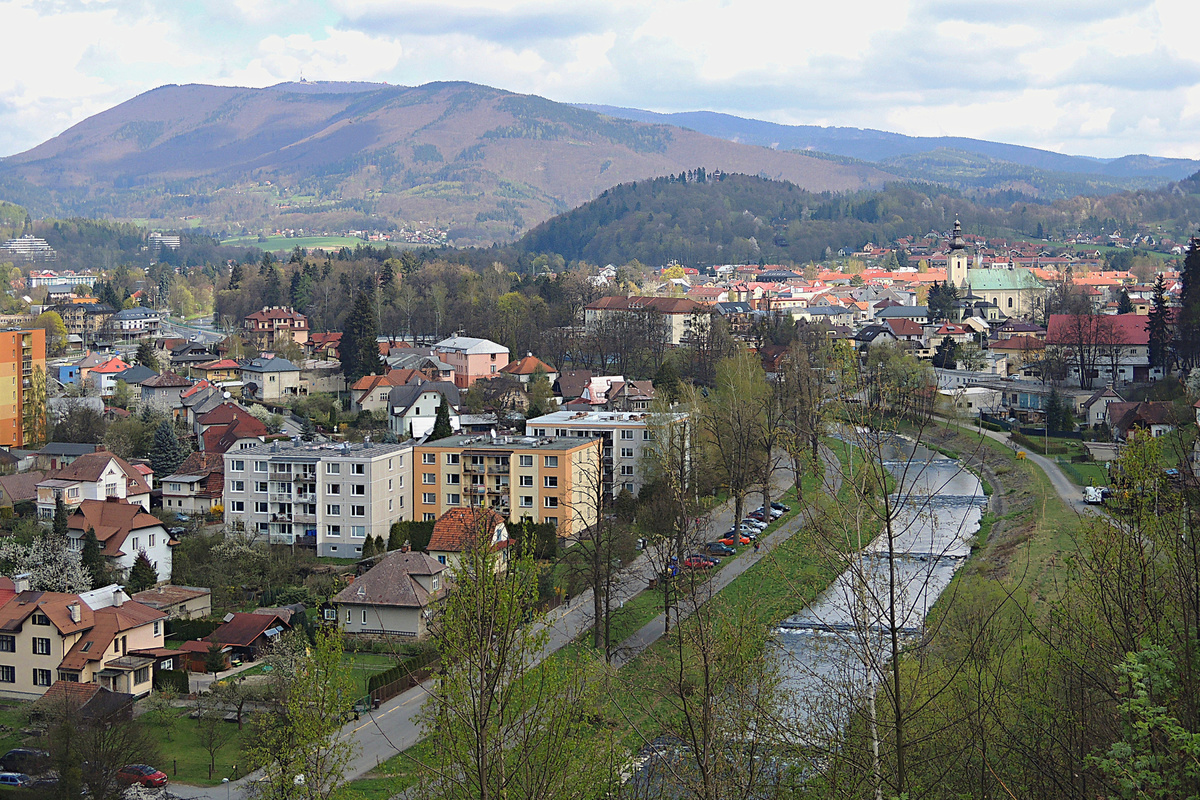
[223,392,231,399]
[223,613,235,622]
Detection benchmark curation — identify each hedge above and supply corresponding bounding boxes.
[1010,431,1071,456]
[154,669,190,694]
[367,649,439,694]
[166,617,222,641]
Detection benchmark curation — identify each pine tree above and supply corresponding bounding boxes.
[150,419,186,478]
[301,416,316,442]
[388,522,404,552]
[53,497,69,539]
[360,537,376,559]
[340,283,384,383]
[1148,273,1172,370]
[80,527,107,587]
[135,340,159,371]
[1117,289,1134,315]
[127,551,158,592]
[430,396,453,440]
[1178,238,1200,369]
[228,262,245,291]
[204,637,226,674]
[932,335,959,369]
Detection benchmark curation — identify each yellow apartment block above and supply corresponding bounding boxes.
[413,434,600,538]
[0,328,45,447]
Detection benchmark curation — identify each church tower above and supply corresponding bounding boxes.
[947,216,969,289]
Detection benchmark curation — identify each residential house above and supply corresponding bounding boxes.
[129,585,212,621]
[160,452,224,515]
[426,507,510,574]
[431,336,510,388]
[241,356,301,402]
[388,382,462,439]
[36,451,152,518]
[584,296,710,346]
[350,371,419,414]
[498,354,558,386]
[0,578,167,700]
[191,359,242,385]
[307,332,341,360]
[66,498,174,583]
[385,352,456,383]
[33,443,99,471]
[1083,386,1125,428]
[139,371,192,414]
[1107,401,1176,440]
[196,404,269,454]
[29,681,134,722]
[103,308,161,343]
[1046,313,1162,385]
[243,307,309,349]
[86,356,133,397]
[167,342,216,373]
[0,471,43,511]
[179,612,289,668]
[604,380,656,412]
[331,551,447,639]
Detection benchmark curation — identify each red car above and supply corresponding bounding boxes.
[117,765,168,788]
[718,533,751,547]
[682,555,714,570]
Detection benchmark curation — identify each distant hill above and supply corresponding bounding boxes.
[578,105,1200,197]
[0,82,897,245]
[516,171,1200,268]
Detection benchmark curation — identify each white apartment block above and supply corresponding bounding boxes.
[525,410,688,499]
[223,440,413,558]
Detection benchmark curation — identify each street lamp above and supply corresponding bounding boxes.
[222,777,229,800]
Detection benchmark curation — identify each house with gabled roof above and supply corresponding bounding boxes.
[1083,386,1124,428]
[241,355,301,401]
[426,507,509,574]
[36,451,152,518]
[86,356,132,397]
[350,371,423,414]
[66,498,173,583]
[179,612,290,667]
[140,371,192,413]
[161,451,225,516]
[499,354,558,386]
[332,551,448,639]
[388,382,461,439]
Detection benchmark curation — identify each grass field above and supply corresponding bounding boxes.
[218,235,398,252]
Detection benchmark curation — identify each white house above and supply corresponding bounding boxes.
[36,452,152,519]
[66,498,174,583]
[388,382,461,439]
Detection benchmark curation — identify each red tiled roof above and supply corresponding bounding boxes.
[211,612,289,647]
[428,508,507,554]
[202,416,268,454]
[67,498,166,557]
[1046,313,1149,346]
[499,355,556,376]
[90,356,132,374]
[49,452,151,497]
[586,295,707,315]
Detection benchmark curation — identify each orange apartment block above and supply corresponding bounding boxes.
[412,434,600,538]
[0,328,46,447]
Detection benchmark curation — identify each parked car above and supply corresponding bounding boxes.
[706,542,735,556]
[740,518,767,531]
[735,525,759,539]
[718,533,751,547]
[0,773,31,788]
[748,510,769,522]
[168,527,186,536]
[757,506,784,519]
[0,749,49,774]
[683,555,715,570]
[771,502,791,513]
[117,765,168,788]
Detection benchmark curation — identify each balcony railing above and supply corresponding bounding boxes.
[488,465,510,474]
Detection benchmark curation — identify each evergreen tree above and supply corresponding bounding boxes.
[228,262,245,291]
[927,281,959,321]
[340,283,384,382]
[127,551,158,592]
[1117,289,1134,315]
[360,537,376,559]
[1177,238,1200,369]
[1147,273,1172,370]
[301,416,316,442]
[150,419,186,478]
[135,340,159,371]
[203,637,226,673]
[932,336,958,369]
[80,527,107,587]
[388,522,404,552]
[53,497,69,539]
[430,396,454,440]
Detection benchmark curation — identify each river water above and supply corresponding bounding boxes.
[774,435,987,742]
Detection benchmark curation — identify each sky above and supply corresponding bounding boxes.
[2,0,1200,160]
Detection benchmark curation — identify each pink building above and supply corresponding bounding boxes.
[432,336,510,389]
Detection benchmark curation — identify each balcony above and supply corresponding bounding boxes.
[488,465,510,474]
[463,464,486,474]
[470,486,486,495]
[269,492,293,502]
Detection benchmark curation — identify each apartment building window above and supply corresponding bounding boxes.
[643,431,655,440]
[352,464,365,475]
[0,636,12,652]
[424,513,436,521]
[255,462,267,472]
[620,465,634,476]
[544,517,558,527]
[327,525,341,537]
[544,456,558,468]
[520,496,533,508]
[352,485,365,496]
[255,482,268,493]
[326,463,340,474]
[254,503,268,514]
[32,613,50,626]
[446,453,460,465]
[231,501,244,512]
[0,666,15,683]
[544,476,558,488]
[519,455,533,467]
[33,669,51,687]
[624,483,635,493]
[327,483,341,495]
[544,497,558,508]
[620,430,634,440]
[621,448,634,458]
[423,453,436,464]
[327,504,341,516]
[31,637,50,655]
[422,493,436,505]
[231,480,245,492]
[231,460,244,471]
[447,493,461,505]
[351,505,365,517]
[149,535,155,548]
[422,473,436,485]
[519,475,533,487]
[351,526,366,538]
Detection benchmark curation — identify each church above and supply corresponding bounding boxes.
[946,218,1045,319]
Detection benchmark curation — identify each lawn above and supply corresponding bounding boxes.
[218,235,397,252]
[146,710,247,786]
[226,652,398,699]
[0,703,31,754]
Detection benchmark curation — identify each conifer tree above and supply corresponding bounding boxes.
[430,396,454,440]
[1177,238,1200,369]
[340,282,384,383]
[127,551,158,593]
[150,419,186,478]
[53,497,69,538]
[1148,273,1172,370]
[1117,289,1134,315]
[228,262,244,291]
[80,527,107,587]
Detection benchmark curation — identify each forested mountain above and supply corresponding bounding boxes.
[0,81,894,245]
[517,171,1200,267]
[580,104,1200,196]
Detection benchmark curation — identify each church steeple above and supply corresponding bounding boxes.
[948,215,969,288]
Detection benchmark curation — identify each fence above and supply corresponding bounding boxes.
[367,650,440,705]
[1010,431,1072,456]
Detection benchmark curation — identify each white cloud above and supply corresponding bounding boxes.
[224,28,404,86]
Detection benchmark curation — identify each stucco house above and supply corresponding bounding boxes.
[241,356,301,402]
[332,551,447,640]
[36,451,152,518]
[66,498,174,584]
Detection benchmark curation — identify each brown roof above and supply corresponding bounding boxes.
[59,601,166,671]
[49,452,151,497]
[245,307,307,324]
[428,508,507,554]
[211,612,290,647]
[555,370,592,401]
[0,470,45,503]
[197,402,257,427]
[67,498,166,557]
[333,551,447,609]
[500,355,556,376]
[0,590,96,636]
[586,295,707,315]
[169,452,225,498]
[141,371,192,388]
[991,335,1045,351]
[130,584,211,610]
[202,416,268,454]
[350,371,416,393]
